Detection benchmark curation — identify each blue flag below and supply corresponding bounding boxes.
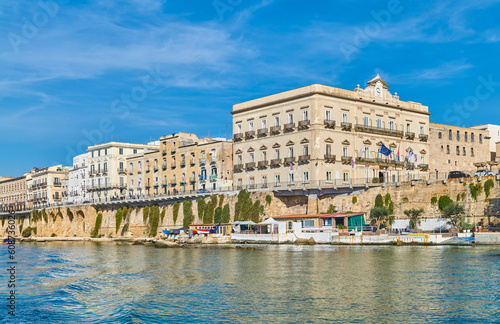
[380,144,392,157]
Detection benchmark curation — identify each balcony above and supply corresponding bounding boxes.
[171,150,176,154]
[419,134,428,142]
[354,124,404,138]
[180,162,186,168]
[137,170,142,174]
[190,161,196,167]
[153,166,159,172]
[162,165,167,171]
[405,132,415,140]
[117,168,127,174]
[146,168,151,173]
[162,151,167,156]
[257,128,268,136]
[170,182,177,186]
[270,126,281,135]
[284,157,295,165]
[53,182,62,187]
[270,159,281,167]
[180,181,186,185]
[199,175,207,181]
[324,154,336,163]
[258,160,268,168]
[418,164,429,170]
[341,156,352,164]
[209,175,218,182]
[283,123,295,132]
[233,164,244,171]
[298,120,310,130]
[129,170,134,175]
[324,120,335,129]
[190,177,196,183]
[233,133,244,141]
[245,162,256,170]
[171,164,177,169]
[298,155,310,163]
[199,158,206,165]
[341,122,352,131]
[209,157,217,164]
[245,130,255,139]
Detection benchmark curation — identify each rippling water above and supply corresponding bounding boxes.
[1,242,499,323]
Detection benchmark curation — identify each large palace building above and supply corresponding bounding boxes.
[231,75,431,189]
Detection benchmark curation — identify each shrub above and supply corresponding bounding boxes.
[375,194,384,207]
[327,204,336,214]
[372,177,380,183]
[457,194,461,202]
[221,204,231,223]
[51,233,57,237]
[384,193,392,206]
[160,207,166,223]
[204,195,218,224]
[115,208,123,233]
[214,206,222,224]
[42,209,48,223]
[149,205,160,237]
[182,201,194,228]
[173,202,180,225]
[438,196,453,211]
[92,213,103,237]
[404,208,425,229]
[22,227,34,237]
[485,179,495,198]
[461,192,466,201]
[67,208,74,221]
[250,200,262,223]
[197,198,206,222]
[143,206,150,224]
[218,195,225,208]
[352,196,358,204]
[402,197,409,203]
[265,194,272,205]
[431,197,438,206]
[469,183,482,201]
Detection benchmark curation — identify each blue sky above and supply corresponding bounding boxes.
[2,0,500,176]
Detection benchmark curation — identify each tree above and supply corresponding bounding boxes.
[221,204,231,223]
[214,206,222,224]
[438,195,453,211]
[404,208,424,229]
[375,194,384,207]
[370,206,390,228]
[442,202,465,228]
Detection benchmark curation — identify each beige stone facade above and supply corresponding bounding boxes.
[429,123,491,177]
[26,165,70,209]
[232,75,431,189]
[87,142,159,203]
[0,176,27,212]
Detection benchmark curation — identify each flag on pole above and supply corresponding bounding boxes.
[397,145,400,162]
[380,144,392,157]
[359,146,365,159]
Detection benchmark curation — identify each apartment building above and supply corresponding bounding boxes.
[231,75,431,189]
[429,123,491,176]
[0,175,27,212]
[87,142,159,203]
[127,147,160,198]
[470,124,500,160]
[67,153,89,204]
[26,165,70,209]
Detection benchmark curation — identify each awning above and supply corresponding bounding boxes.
[231,221,256,226]
[256,217,280,225]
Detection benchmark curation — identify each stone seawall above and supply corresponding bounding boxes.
[3,176,499,238]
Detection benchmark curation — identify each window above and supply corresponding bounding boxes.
[325,110,331,121]
[303,145,309,156]
[249,122,254,131]
[237,178,242,188]
[421,155,425,164]
[119,148,123,155]
[438,132,442,139]
[464,132,468,142]
[342,113,348,123]
[343,147,348,157]
[289,147,294,157]
[471,133,475,142]
[303,110,308,121]
[262,176,267,186]
[275,149,280,159]
[420,126,424,135]
[377,119,382,129]
[98,150,101,157]
[449,130,452,140]
[289,173,294,183]
[237,124,242,134]
[275,174,280,185]
[302,220,314,228]
[479,134,483,143]
[447,145,450,154]
[274,116,279,126]
[262,151,267,161]
[389,120,394,131]
[364,116,369,126]
[92,151,94,158]
[456,146,460,155]
[250,153,254,163]
[456,131,460,141]
[303,172,309,182]
[406,123,411,133]
[261,119,266,129]
[104,149,108,155]
[237,155,242,164]
[463,147,466,156]
[343,172,349,182]
[288,113,293,124]
[119,177,124,186]
[133,149,137,154]
[249,177,255,186]
[326,144,331,156]
[364,147,369,159]
[471,148,474,156]
[326,171,332,181]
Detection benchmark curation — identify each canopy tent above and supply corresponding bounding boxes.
[254,217,280,234]
[231,221,256,234]
[231,221,256,226]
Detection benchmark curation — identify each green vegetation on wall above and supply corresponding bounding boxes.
[143,206,150,224]
[67,208,74,221]
[431,197,437,206]
[469,183,482,201]
[149,205,160,237]
[375,194,384,207]
[352,196,358,204]
[92,213,103,237]
[197,198,206,222]
[221,204,230,223]
[438,195,453,211]
[327,204,336,214]
[234,190,254,221]
[173,202,180,225]
[265,194,272,205]
[203,195,218,224]
[160,207,166,223]
[214,206,222,224]
[218,195,225,208]
[484,179,495,198]
[115,208,123,233]
[183,201,194,228]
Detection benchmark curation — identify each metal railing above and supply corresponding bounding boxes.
[324,120,335,129]
[354,124,404,137]
[298,120,310,128]
[270,126,281,134]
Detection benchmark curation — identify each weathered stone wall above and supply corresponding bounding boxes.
[3,176,499,238]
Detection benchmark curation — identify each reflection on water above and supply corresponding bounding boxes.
[1,243,499,323]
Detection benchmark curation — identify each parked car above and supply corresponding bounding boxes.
[448,171,471,179]
[197,189,210,194]
[474,170,498,177]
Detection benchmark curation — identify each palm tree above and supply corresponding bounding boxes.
[404,208,424,229]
